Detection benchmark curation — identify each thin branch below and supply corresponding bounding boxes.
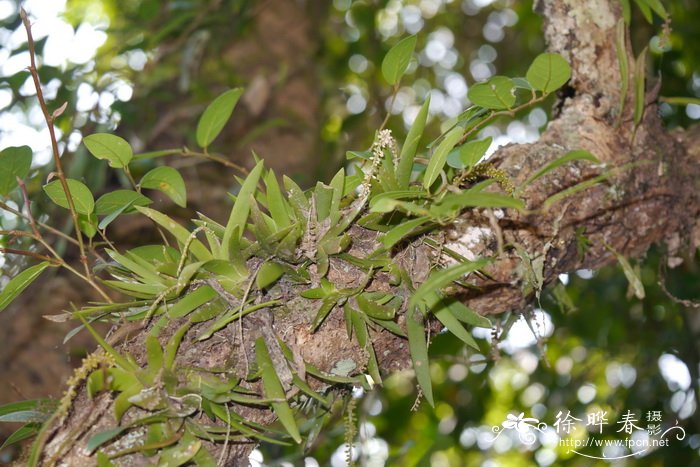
[0,247,58,264]
[20,8,90,278]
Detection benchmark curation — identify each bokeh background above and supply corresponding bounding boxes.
[1,0,699,465]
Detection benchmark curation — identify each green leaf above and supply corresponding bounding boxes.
[423,126,463,190]
[410,259,490,309]
[431,192,524,218]
[311,295,339,331]
[468,76,516,110]
[95,190,152,216]
[428,294,480,350]
[86,427,126,454]
[257,262,284,289]
[135,207,213,261]
[221,160,264,259]
[157,433,201,467]
[0,146,32,196]
[634,46,647,126]
[168,286,217,318]
[525,53,571,93]
[439,298,492,328]
[255,338,302,443]
[406,307,433,407]
[97,452,116,467]
[0,399,57,423]
[43,179,94,214]
[615,19,629,126]
[381,35,417,85]
[196,88,244,148]
[380,217,431,249]
[519,150,600,191]
[356,293,396,320]
[264,170,291,229]
[446,137,492,169]
[0,262,52,313]
[397,95,430,187]
[606,244,645,299]
[79,212,98,239]
[0,423,41,451]
[660,96,700,106]
[140,166,187,207]
[83,133,133,168]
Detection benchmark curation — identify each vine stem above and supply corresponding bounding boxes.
[20,9,91,281]
[182,148,249,175]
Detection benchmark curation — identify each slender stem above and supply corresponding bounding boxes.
[0,199,76,245]
[0,247,57,264]
[456,92,550,147]
[182,148,249,175]
[123,166,139,191]
[20,9,90,279]
[379,82,400,132]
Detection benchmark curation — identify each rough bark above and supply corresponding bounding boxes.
[30,0,700,465]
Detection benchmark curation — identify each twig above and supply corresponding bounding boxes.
[0,247,58,264]
[182,148,249,175]
[20,9,90,278]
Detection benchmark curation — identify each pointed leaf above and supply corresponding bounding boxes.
[406,307,433,407]
[255,338,302,443]
[196,88,244,148]
[410,259,490,309]
[135,207,213,261]
[221,160,264,258]
[381,35,417,85]
[0,262,52,313]
[423,126,463,189]
[397,95,430,187]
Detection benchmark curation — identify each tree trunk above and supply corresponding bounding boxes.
[29,0,700,465]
